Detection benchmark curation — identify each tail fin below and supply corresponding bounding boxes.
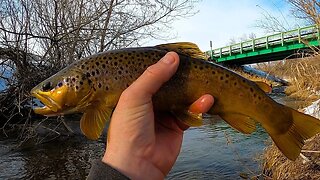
[269,108,320,160]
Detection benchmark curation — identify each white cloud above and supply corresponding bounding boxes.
[146,0,300,51]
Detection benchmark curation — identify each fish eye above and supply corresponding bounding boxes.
[42,82,52,91]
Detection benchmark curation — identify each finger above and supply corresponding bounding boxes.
[127,52,179,98]
[188,94,214,113]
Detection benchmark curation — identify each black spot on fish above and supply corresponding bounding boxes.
[124,56,128,60]
[220,76,224,80]
[212,71,216,75]
[81,65,85,69]
[253,94,257,97]
[88,79,92,84]
[92,65,94,68]
[118,71,122,75]
[194,65,198,69]
[96,69,100,75]
[106,86,109,91]
[114,62,118,66]
[76,75,79,78]
[109,57,112,60]
[234,82,237,86]
[120,67,124,70]
[250,87,254,92]
[91,71,95,76]
[86,67,89,70]
[258,96,261,100]
[114,56,118,60]
[225,80,229,83]
[86,72,91,77]
[226,74,229,78]
[102,64,106,68]
[126,83,130,87]
[96,62,100,66]
[66,78,69,82]
[125,70,128,74]
[80,81,83,85]
[129,75,133,78]
[72,78,76,82]
[98,83,102,88]
[115,77,118,80]
[120,54,123,58]
[103,56,106,59]
[242,79,246,83]
[57,81,63,87]
[76,86,79,90]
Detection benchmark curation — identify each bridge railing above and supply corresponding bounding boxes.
[208,24,319,59]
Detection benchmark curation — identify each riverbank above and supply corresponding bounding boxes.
[259,55,320,179]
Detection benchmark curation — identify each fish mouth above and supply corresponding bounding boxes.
[31,91,62,116]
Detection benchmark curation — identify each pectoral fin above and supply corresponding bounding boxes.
[172,110,203,127]
[80,102,113,140]
[220,113,256,134]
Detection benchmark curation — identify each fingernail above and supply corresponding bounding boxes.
[161,54,175,64]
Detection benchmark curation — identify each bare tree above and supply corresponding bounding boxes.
[288,0,320,25]
[254,3,294,33]
[0,0,199,135]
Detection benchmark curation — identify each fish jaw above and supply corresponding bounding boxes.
[31,90,62,116]
[33,106,60,117]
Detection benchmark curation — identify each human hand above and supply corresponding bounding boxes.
[102,52,214,179]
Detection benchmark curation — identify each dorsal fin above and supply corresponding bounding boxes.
[253,81,272,93]
[155,42,207,60]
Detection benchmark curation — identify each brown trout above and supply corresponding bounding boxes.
[31,42,320,160]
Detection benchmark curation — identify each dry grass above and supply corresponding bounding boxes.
[263,134,320,180]
[257,54,320,104]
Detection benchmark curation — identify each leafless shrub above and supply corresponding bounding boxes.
[0,0,199,138]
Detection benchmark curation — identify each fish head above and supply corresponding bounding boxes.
[31,68,93,116]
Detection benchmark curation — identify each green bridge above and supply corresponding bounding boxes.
[207,24,320,65]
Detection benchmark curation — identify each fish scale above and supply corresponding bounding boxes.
[31,42,320,160]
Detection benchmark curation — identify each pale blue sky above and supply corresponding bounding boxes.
[147,0,304,51]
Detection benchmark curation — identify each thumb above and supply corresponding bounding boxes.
[127,52,179,99]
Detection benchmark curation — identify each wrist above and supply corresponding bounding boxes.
[102,148,165,180]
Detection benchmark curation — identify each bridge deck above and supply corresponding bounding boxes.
[207,25,320,65]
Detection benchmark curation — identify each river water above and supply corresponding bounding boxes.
[0,93,296,180]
